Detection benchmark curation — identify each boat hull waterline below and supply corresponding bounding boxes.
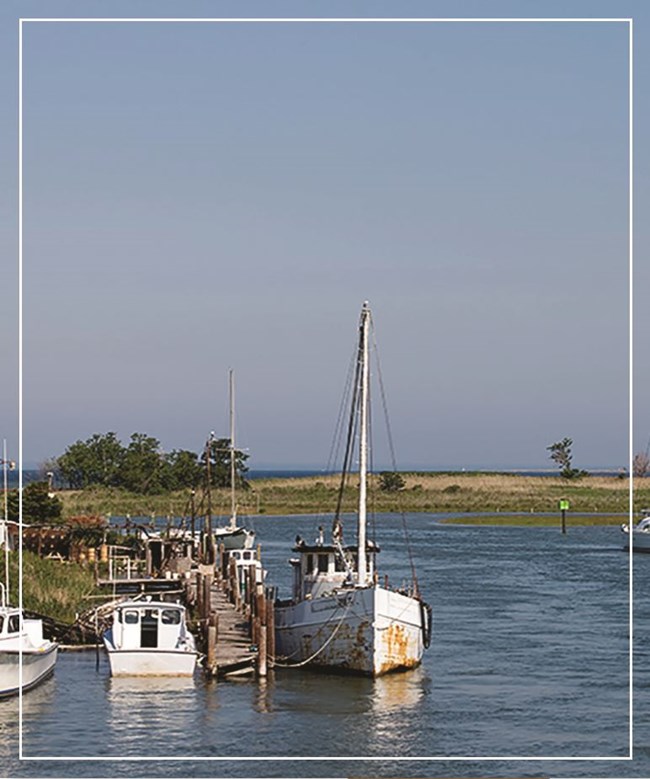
[102,641,197,677]
[275,585,426,677]
[0,644,58,697]
[621,524,650,552]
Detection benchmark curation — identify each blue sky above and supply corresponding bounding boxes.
[0,0,644,470]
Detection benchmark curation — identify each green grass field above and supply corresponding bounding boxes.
[55,472,646,522]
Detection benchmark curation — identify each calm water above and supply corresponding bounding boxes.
[1,514,647,777]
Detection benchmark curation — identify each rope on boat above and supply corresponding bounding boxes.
[272,597,353,668]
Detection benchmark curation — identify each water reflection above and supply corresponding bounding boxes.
[371,665,427,714]
[107,675,197,752]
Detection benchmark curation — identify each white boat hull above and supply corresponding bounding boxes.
[104,646,197,677]
[0,644,58,697]
[622,525,650,552]
[275,585,426,677]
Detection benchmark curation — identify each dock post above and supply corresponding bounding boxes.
[206,610,218,677]
[196,572,203,618]
[203,573,213,624]
[258,624,268,677]
[266,594,275,667]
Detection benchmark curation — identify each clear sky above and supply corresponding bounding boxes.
[0,0,645,471]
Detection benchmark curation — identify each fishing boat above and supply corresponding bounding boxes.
[102,599,197,677]
[0,585,58,697]
[274,302,432,677]
[621,511,650,552]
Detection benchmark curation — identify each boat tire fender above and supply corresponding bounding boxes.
[420,600,432,649]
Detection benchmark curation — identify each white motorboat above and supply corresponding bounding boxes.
[0,585,58,697]
[274,302,432,677]
[102,599,197,677]
[621,512,650,552]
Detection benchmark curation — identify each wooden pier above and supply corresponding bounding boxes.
[194,549,275,680]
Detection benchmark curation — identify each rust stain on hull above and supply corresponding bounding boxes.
[378,622,420,676]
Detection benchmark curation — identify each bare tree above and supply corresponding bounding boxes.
[633,452,650,478]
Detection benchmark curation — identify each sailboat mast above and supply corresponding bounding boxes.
[357,302,370,586]
[3,440,9,603]
[229,369,237,531]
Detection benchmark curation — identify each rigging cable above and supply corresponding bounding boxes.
[333,319,363,529]
[370,316,420,598]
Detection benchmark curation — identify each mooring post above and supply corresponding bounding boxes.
[206,610,218,677]
[258,624,268,677]
[196,572,203,618]
[203,574,213,628]
[266,594,275,668]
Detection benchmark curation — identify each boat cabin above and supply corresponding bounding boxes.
[0,607,46,649]
[109,601,191,651]
[0,609,22,646]
[289,541,380,601]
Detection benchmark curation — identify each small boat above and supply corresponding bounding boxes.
[102,599,197,677]
[621,511,650,552]
[209,370,255,552]
[274,302,432,677]
[215,525,254,551]
[0,585,58,697]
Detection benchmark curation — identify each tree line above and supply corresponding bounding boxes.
[50,432,249,495]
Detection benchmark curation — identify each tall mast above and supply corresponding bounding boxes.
[229,369,237,531]
[357,302,370,585]
[3,440,9,603]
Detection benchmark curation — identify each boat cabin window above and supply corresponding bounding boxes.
[318,554,328,573]
[124,610,140,624]
[0,616,4,633]
[334,555,345,572]
[243,551,252,560]
[161,609,181,625]
[7,614,20,633]
[306,554,313,573]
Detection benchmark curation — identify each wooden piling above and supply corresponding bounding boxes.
[206,610,218,677]
[266,595,275,667]
[258,625,267,677]
[196,572,203,618]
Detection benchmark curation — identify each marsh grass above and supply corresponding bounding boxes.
[56,473,648,519]
[0,551,102,623]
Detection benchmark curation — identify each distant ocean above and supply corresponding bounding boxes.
[9,467,623,489]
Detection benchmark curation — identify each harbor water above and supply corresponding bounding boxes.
[1,513,646,777]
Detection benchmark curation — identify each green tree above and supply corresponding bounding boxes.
[7,482,63,524]
[57,432,125,488]
[547,437,588,480]
[165,449,203,490]
[200,438,249,489]
[378,471,406,492]
[118,433,167,494]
